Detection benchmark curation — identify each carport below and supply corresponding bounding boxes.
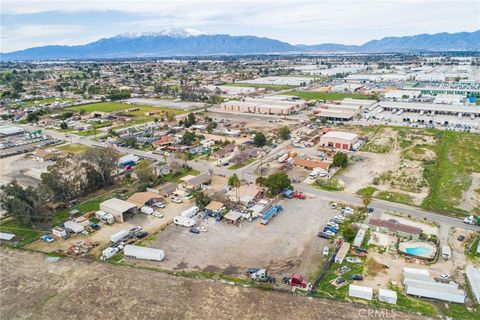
[99,198,137,223]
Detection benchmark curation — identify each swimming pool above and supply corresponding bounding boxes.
[405,246,432,256]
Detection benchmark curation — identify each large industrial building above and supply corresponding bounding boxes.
[313,98,376,121]
[220,96,306,115]
[99,198,138,223]
[377,101,480,117]
[319,131,359,150]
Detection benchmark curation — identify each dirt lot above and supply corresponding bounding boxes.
[0,249,427,320]
[133,197,337,281]
[26,200,192,257]
[0,153,51,187]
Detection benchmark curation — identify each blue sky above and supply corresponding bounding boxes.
[1,0,479,52]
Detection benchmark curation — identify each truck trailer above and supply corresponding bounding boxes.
[174,216,195,227]
[124,245,164,261]
[261,205,283,225]
[181,206,200,218]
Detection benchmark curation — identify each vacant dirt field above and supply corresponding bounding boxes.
[0,153,51,187]
[0,249,428,320]
[140,197,336,281]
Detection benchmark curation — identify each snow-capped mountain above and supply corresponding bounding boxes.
[115,28,207,39]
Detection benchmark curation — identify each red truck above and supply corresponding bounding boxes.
[283,273,312,291]
[293,192,305,199]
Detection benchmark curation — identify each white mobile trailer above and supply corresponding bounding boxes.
[124,245,164,261]
[174,216,195,227]
[101,247,119,260]
[181,206,199,218]
[110,230,129,243]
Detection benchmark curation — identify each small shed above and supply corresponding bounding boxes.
[348,284,373,300]
[64,220,85,233]
[52,227,67,238]
[0,232,15,242]
[378,288,397,304]
[204,201,225,216]
[224,211,242,224]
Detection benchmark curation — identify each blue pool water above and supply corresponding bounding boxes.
[405,246,431,256]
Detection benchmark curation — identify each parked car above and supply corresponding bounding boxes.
[153,212,164,218]
[327,221,339,229]
[153,202,165,208]
[457,235,465,241]
[189,227,200,234]
[40,235,54,243]
[135,231,149,239]
[90,223,101,230]
[318,231,332,239]
[331,202,338,209]
[351,274,364,281]
[335,278,346,285]
[440,273,450,280]
[322,229,336,237]
[323,247,329,256]
[197,226,208,232]
[367,207,374,213]
[129,226,142,233]
[172,197,182,204]
[334,215,345,221]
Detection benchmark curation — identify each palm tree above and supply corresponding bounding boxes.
[228,174,241,204]
[362,193,372,209]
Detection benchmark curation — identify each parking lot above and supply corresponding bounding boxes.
[136,196,338,281]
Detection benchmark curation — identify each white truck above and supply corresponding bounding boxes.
[174,216,195,227]
[110,230,129,243]
[181,206,199,218]
[140,206,154,215]
[309,167,328,178]
[463,215,479,226]
[95,210,115,224]
[278,154,289,163]
[124,245,165,261]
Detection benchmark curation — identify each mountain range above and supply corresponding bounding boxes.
[2,29,479,60]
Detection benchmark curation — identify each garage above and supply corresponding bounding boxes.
[319,131,359,150]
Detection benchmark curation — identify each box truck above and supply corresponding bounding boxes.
[95,210,115,224]
[124,245,164,261]
[101,247,119,261]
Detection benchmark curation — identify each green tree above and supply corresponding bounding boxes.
[253,132,267,147]
[136,160,154,183]
[81,147,119,187]
[342,224,358,242]
[0,180,49,226]
[124,136,137,148]
[166,112,175,122]
[193,190,211,210]
[60,122,68,130]
[228,173,241,203]
[333,152,348,167]
[265,172,291,197]
[278,126,291,140]
[255,176,267,187]
[181,131,196,146]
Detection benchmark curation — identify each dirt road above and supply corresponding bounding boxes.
[0,249,429,320]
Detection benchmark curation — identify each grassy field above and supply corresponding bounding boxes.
[66,102,187,117]
[284,91,378,101]
[356,186,377,197]
[228,159,255,170]
[225,83,297,90]
[0,219,40,248]
[13,97,75,108]
[57,144,90,154]
[422,130,480,215]
[376,191,414,205]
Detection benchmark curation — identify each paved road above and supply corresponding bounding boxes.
[19,124,478,233]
